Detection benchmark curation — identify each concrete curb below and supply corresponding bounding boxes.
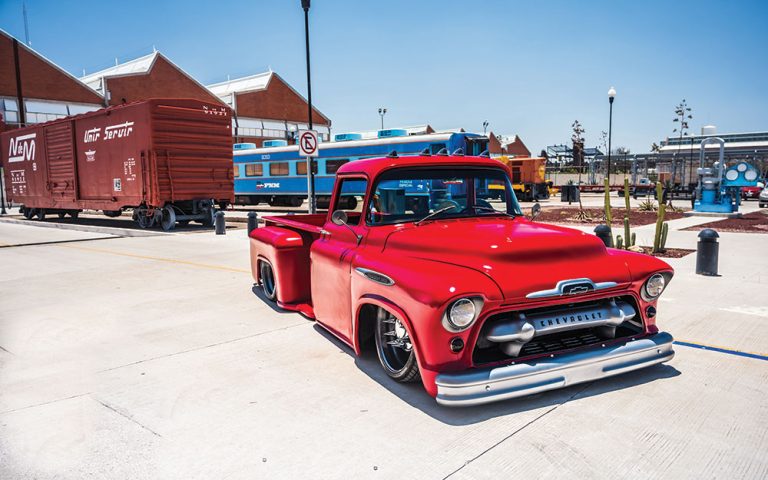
[0,217,165,237]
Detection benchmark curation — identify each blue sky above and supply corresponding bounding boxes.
[1,0,766,153]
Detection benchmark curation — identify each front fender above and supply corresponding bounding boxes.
[350,256,504,397]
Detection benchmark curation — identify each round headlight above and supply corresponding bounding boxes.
[449,298,477,329]
[645,274,666,298]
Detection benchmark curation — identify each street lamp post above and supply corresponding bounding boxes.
[301,0,316,213]
[378,107,387,130]
[482,120,489,135]
[607,87,616,184]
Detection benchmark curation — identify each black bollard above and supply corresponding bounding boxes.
[594,224,614,248]
[696,228,719,276]
[247,211,258,235]
[214,211,226,235]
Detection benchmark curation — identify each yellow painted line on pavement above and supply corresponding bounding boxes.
[56,243,251,274]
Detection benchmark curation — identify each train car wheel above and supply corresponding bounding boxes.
[22,207,35,220]
[160,206,177,231]
[70,211,79,219]
[36,209,46,221]
[291,197,303,207]
[135,208,152,228]
[58,212,66,219]
[201,207,214,227]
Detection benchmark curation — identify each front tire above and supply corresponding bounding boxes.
[374,308,420,382]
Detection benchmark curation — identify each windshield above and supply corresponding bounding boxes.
[367,167,522,226]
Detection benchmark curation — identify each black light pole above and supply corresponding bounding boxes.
[607,87,616,183]
[301,0,316,213]
[482,120,489,135]
[378,107,387,129]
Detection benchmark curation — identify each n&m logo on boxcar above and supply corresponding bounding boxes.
[8,133,36,163]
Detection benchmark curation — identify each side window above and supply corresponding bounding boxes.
[296,160,307,175]
[270,162,289,176]
[334,178,367,226]
[234,164,240,178]
[245,164,263,177]
[326,159,349,174]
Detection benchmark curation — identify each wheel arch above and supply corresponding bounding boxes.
[353,295,423,365]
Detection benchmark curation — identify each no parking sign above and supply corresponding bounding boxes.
[298,130,319,157]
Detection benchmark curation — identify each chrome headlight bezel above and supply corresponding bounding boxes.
[643,273,666,300]
[443,297,483,332]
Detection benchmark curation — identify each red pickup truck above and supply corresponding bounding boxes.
[249,154,675,406]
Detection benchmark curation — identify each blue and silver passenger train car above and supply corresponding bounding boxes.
[233,130,488,207]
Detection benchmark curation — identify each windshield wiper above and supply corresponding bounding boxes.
[415,204,458,226]
[470,205,516,217]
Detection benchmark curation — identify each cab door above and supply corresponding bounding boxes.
[310,176,368,343]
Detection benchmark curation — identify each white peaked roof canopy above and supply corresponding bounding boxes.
[207,72,273,97]
[80,52,158,90]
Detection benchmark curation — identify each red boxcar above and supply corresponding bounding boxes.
[1,98,234,230]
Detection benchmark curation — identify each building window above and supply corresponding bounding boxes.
[296,161,307,175]
[270,162,289,176]
[326,159,349,174]
[245,164,263,177]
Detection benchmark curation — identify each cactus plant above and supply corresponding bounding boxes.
[623,217,631,250]
[659,222,669,252]
[653,182,667,253]
[630,232,636,247]
[616,235,624,250]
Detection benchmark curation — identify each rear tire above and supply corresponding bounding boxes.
[259,260,277,301]
[374,307,420,383]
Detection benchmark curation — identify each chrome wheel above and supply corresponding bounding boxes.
[374,308,420,382]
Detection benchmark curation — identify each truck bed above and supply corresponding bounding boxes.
[262,213,330,233]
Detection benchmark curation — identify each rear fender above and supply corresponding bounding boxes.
[249,226,313,306]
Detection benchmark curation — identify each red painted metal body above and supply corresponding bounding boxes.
[249,155,674,399]
[1,99,233,211]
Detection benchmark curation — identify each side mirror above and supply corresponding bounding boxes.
[530,203,541,221]
[331,210,348,226]
[330,210,362,245]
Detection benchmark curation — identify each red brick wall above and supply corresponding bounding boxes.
[0,33,102,104]
[234,74,329,126]
[105,56,223,106]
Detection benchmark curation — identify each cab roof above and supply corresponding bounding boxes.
[336,155,510,179]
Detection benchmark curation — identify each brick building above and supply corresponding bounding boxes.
[207,72,331,146]
[80,51,223,107]
[0,29,102,129]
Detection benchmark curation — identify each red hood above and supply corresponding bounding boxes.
[382,217,632,301]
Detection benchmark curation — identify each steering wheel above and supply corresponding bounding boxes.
[475,198,493,209]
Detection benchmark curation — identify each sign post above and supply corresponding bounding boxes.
[299,129,319,213]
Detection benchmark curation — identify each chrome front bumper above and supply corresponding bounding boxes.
[435,332,675,407]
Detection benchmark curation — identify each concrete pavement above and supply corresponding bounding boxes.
[0,213,766,479]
